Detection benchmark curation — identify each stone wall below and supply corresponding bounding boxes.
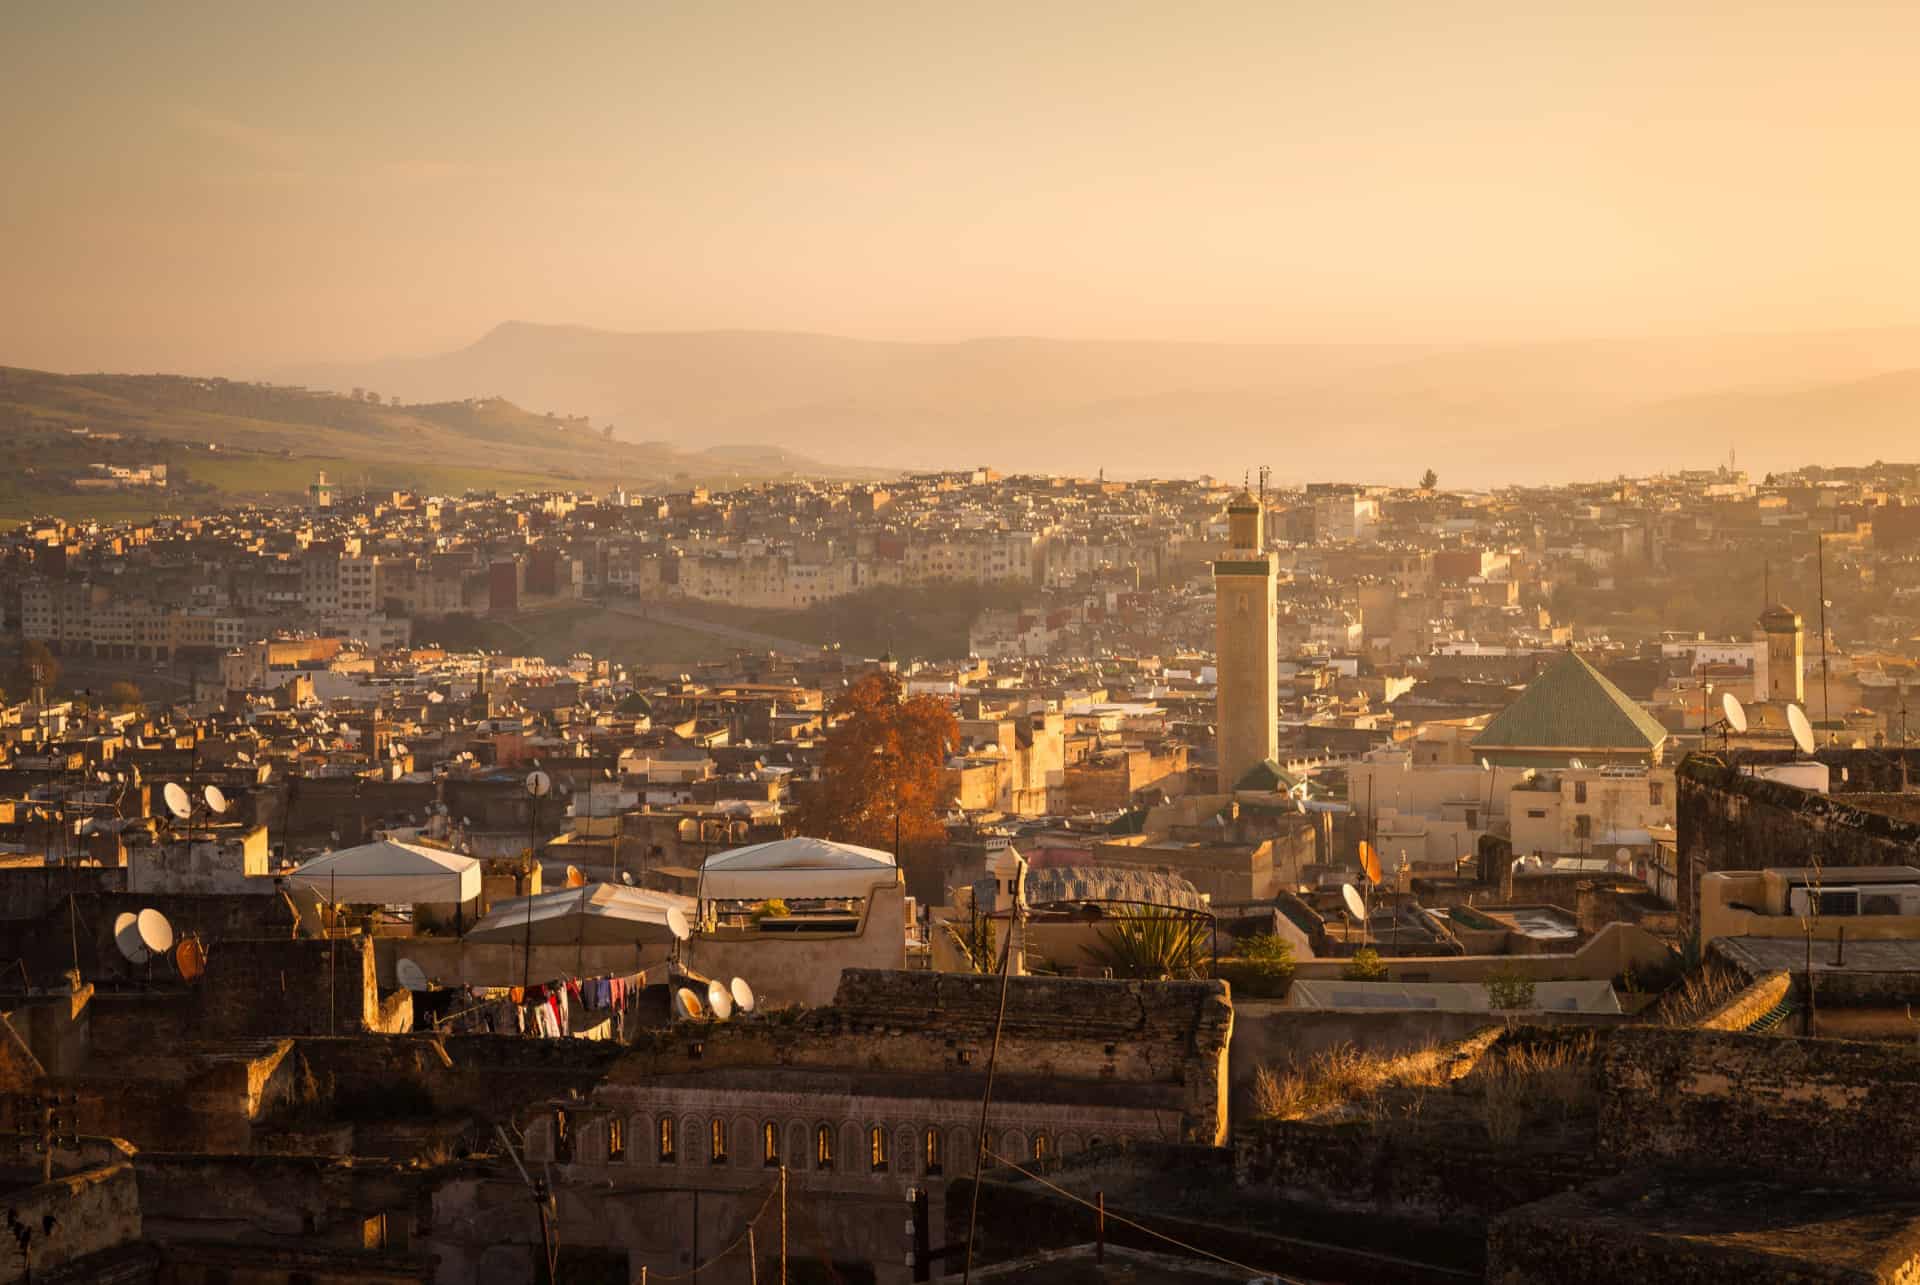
[1677,754,1920,937]
[201,937,386,1038]
[0,1134,141,1283]
[0,891,298,991]
[1598,1026,1920,1184]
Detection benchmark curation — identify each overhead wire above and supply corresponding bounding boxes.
[981,1148,1315,1285]
[642,1176,779,1282]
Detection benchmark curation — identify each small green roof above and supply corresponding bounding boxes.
[1233,758,1300,792]
[1471,650,1668,754]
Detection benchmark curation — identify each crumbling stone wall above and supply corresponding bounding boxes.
[1677,754,1920,938]
[1598,1026,1920,1184]
[1694,971,1791,1031]
[200,937,384,1038]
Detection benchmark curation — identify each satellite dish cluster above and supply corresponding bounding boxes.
[112,907,203,981]
[674,976,757,1023]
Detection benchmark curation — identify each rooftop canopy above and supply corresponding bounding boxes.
[700,836,898,900]
[289,839,480,905]
[467,882,691,945]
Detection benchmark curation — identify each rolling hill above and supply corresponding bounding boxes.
[0,365,874,517]
[286,322,1920,486]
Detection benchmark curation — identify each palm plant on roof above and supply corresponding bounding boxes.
[1088,908,1211,980]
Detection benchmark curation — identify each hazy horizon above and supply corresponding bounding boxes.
[11,1,1920,378]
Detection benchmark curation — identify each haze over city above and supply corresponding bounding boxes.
[12,2,1920,481]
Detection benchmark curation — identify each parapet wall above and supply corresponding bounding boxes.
[1598,1026,1920,1184]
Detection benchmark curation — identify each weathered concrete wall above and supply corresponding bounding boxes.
[1599,1026,1920,1184]
[1234,1118,1599,1223]
[0,890,297,991]
[1287,921,1673,985]
[201,937,386,1038]
[0,1135,140,1284]
[1677,754,1920,937]
[371,937,669,993]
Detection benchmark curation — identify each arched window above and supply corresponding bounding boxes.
[710,1117,729,1164]
[763,1122,780,1168]
[869,1126,889,1173]
[1031,1133,1049,1163]
[657,1117,676,1163]
[815,1124,834,1170]
[923,1127,945,1176]
[607,1115,626,1162]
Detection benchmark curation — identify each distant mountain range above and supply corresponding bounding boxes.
[283,321,1920,485]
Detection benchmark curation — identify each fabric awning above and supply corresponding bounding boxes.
[290,839,481,905]
[467,883,692,945]
[699,836,898,900]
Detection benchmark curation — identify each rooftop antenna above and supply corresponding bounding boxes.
[1816,530,1831,730]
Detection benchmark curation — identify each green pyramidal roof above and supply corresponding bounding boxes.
[1471,650,1668,753]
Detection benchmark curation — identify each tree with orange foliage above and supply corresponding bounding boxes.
[799,671,958,860]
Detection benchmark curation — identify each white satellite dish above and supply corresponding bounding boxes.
[1568,757,1586,770]
[729,977,756,1013]
[136,909,175,956]
[674,986,705,1020]
[396,958,429,992]
[204,784,229,815]
[619,870,635,886]
[1480,757,1491,772]
[665,906,691,941]
[1788,703,1816,757]
[706,979,735,1020]
[1341,883,1367,922]
[114,912,149,964]
[525,770,552,798]
[1721,692,1749,734]
[162,782,192,821]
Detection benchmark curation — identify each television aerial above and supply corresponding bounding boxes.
[162,782,192,821]
[1721,692,1749,735]
[673,986,705,1021]
[113,912,149,964]
[706,978,735,1020]
[136,909,175,957]
[396,958,430,992]
[729,977,756,1013]
[1788,703,1817,757]
[525,770,552,798]
[204,784,229,816]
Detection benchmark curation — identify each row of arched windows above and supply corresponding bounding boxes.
[573,1112,1097,1174]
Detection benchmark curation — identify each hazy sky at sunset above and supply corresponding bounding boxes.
[7,1,1920,374]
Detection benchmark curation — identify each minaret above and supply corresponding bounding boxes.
[1754,602,1804,703]
[1214,490,1277,792]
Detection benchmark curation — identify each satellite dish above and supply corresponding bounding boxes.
[1788,703,1816,756]
[525,770,552,798]
[1569,757,1586,770]
[175,936,206,982]
[619,870,635,886]
[674,986,705,1020]
[1341,883,1367,922]
[162,782,192,820]
[1721,692,1749,734]
[204,784,229,815]
[665,906,691,941]
[1480,757,1491,772]
[729,977,756,1013]
[136,909,175,956]
[565,865,586,888]
[114,912,149,964]
[706,979,735,1020]
[396,958,430,992]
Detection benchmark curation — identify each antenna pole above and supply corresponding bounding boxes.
[329,869,337,1036]
[779,1164,788,1284]
[1816,532,1831,732]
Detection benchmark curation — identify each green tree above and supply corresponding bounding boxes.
[1484,966,1537,1012]
[1219,933,1296,998]
[1419,468,1439,491]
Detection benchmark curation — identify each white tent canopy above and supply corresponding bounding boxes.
[467,883,692,945]
[700,836,898,901]
[290,839,481,905]
[1286,978,1621,1015]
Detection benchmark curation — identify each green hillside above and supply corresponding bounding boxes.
[0,366,869,520]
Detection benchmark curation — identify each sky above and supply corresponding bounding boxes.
[7,0,1920,374]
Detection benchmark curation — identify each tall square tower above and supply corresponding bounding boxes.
[1214,491,1277,792]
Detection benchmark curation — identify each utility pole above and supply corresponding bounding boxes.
[779,1164,788,1285]
[1816,531,1831,732]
